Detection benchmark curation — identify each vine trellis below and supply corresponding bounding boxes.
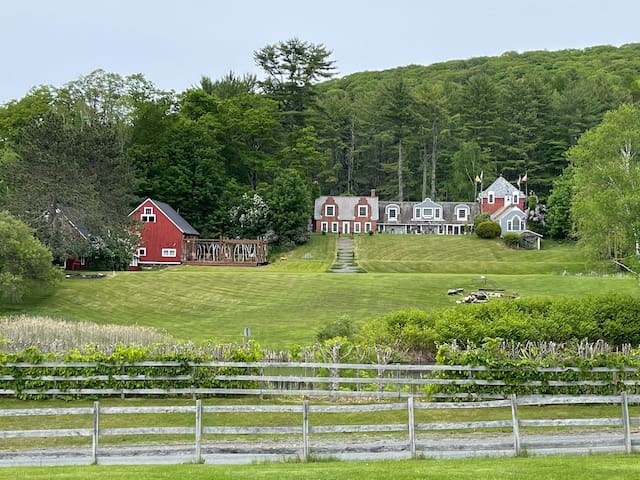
[182,237,268,266]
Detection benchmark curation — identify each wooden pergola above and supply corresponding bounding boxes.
[182,237,268,267]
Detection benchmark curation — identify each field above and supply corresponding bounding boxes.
[1,234,638,348]
[4,455,640,479]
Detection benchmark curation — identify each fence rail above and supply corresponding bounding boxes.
[1,361,639,399]
[0,394,638,466]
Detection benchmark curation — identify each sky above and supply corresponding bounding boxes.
[2,0,640,104]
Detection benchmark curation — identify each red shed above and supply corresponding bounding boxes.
[129,199,200,268]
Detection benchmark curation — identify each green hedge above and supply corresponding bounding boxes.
[357,295,640,361]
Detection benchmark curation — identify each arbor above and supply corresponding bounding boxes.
[0,211,61,303]
[254,38,335,129]
[570,104,640,259]
[267,169,312,247]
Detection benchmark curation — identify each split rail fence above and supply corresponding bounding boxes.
[0,394,638,465]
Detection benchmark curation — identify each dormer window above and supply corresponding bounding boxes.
[487,192,495,204]
[141,206,156,222]
[325,205,335,217]
[387,207,398,221]
[414,207,421,219]
[358,205,368,217]
[456,206,469,221]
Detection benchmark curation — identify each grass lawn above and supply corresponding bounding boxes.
[4,455,640,479]
[1,235,638,348]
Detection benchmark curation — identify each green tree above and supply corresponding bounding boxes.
[6,110,136,264]
[570,104,640,259]
[0,211,61,303]
[546,169,574,240]
[267,169,312,246]
[254,38,336,129]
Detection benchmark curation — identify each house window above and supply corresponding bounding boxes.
[456,207,468,221]
[137,247,147,257]
[358,205,368,217]
[388,207,398,221]
[161,248,177,257]
[364,222,372,232]
[325,205,335,217]
[321,222,328,232]
[423,208,433,218]
[414,207,421,219]
[512,217,522,231]
[513,193,519,204]
[331,222,338,233]
[488,192,495,204]
[354,222,361,233]
[434,208,441,220]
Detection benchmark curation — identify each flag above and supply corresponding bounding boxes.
[517,176,521,188]
[521,173,528,182]
[475,175,481,183]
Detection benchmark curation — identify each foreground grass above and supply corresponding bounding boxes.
[4,455,640,479]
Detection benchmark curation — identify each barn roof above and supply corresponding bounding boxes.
[130,199,200,236]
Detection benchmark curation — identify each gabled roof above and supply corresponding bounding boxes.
[479,176,523,199]
[413,198,441,209]
[130,198,200,236]
[491,204,525,221]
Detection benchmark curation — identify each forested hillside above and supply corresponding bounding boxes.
[1,41,639,264]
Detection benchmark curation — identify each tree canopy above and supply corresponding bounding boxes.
[0,211,61,303]
[569,104,640,260]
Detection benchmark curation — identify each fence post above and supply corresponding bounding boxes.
[302,399,309,461]
[510,394,521,456]
[195,399,203,462]
[621,392,631,454]
[91,400,100,464]
[407,396,416,458]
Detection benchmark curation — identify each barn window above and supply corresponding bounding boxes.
[487,192,495,204]
[325,205,335,217]
[141,207,156,222]
[513,193,519,204]
[161,248,177,257]
[137,247,147,257]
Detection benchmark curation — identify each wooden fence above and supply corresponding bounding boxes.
[1,361,639,399]
[0,394,638,465]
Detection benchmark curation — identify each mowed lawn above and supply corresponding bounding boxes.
[2,235,638,348]
[4,455,640,480]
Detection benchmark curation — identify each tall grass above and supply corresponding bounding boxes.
[0,316,175,354]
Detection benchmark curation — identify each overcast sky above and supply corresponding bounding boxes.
[2,0,639,104]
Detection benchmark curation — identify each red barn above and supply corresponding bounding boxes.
[129,199,199,268]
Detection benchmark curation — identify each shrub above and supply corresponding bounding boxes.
[502,232,521,248]
[475,220,501,239]
[316,316,358,342]
[473,213,491,229]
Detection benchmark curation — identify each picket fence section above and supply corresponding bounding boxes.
[1,361,639,399]
[0,393,638,465]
